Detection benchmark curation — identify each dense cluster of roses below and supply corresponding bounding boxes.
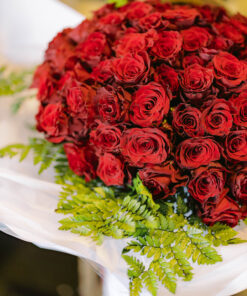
[32,0,247,227]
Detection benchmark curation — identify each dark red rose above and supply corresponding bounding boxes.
[31,62,50,89]
[214,22,245,45]
[172,103,204,137]
[67,117,90,143]
[139,12,169,31]
[91,59,113,83]
[180,64,214,104]
[97,12,124,35]
[36,103,68,143]
[201,99,233,136]
[90,121,123,154]
[163,7,200,28]
[151,31,182,61]
[213,51,247,88]
[225,130,247,161]
[95,86,131,123]
[188,162,227,203]
[130,82,170,127]
[231,167,247,203]
[176,137,221,169]
[139,161,188,198]
[154,64,179,95]
[121,128,170,167]
[182,54,204,68]
[210,36,233,51]
[67,19,94,44]
[97,153,125,186]
[125,1,153,20]
[64,143,97,181]
[181,26,211,52]
[198,191,242,227]
[76,32,110,68]
[198,48,218,63]
[230,91,247,128]
[230,13,247,35]
[112,51,150,84]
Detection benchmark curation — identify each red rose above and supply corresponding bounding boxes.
[214,22,245,45]
[67,20,94,44]
[139,12,169,31]
[95,86,131,123]
[188,163,227,204]
[151,31,182,61]
[125,1,153,20]
[225,130,247,161]
[172,103,204,137]
[198,191,242,227]
[163,7,200,28]
[182,54,204,68]
[176,137,221,169]
[121,128,170,167]
[97,12,124,36]
[91,59,113,83]
[67,117,89,144]
[230,14,247,35]
[180,64,214,104]
[139,161,188,198]
[130,82,170,127]
[64,143,97,181]
[112,51,150,84]
[181,26,211,52]
[90,121,123,154]
[65,57,91,82]
[230,91,247,128]
[76,32,110,68]
[210,36,233,51]
[231,167,247,203]
[213,51,247,88]
[201,99,233,136]
[154,64,179,95]
[97,153,125,186]
[36,103,68,143]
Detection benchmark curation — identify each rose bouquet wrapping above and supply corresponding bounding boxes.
[1,0,247,295]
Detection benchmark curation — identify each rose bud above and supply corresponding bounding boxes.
[97,153,125,186]
[151,31,182,62]
[198,191,242,227]
[121,128,170,167]
[225,130,247,161]
[154,64,179,95]
[130,82,170,127]
[180,64,214,105]
[181,26,212,52]
[112,51,150,85]
[36,103,68,143]
[91,59,113,83]
[90,121,123,154]
[231,167,247,203]
[163,7,200,28]
[176,137,221,169]
[64,143,97,181]
[125,1,153,20]
[213,51,247,88]
[139,161,189,199]
[139,12,169,31]
[172,103,204,137]
[214,22,245,45]
[76,32,110,68]
[201,99,234,136]
[230,91,247,128]
[188,162,227,204]
[95,86,131,123]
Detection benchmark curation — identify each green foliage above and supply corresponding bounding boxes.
[244,219,247,226]
[108,0,129,8]
[0,137,245,296]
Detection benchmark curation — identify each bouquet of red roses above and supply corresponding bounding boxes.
[1,0,247,295]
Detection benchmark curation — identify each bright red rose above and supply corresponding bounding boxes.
[225,130,247,161]
[97,153,125,186]
[172,103,204,137]
[182,54,204,68]
[112,51,150,84]
[231,167,247,203]
[154,64,179,95]
[64,143,97,181]
[201,99,233,136]
[214,22,245,45]
[151,31,182,61]
[95,86,131,123]
[76,32,110,68]
[230,91,247,127]
[121,128,170,167]
[139,12,169,31]
[176,137,221,169]
[90,121,123,154]
[139,161,188,198]
[198,191,242,227]
[125,1,153,20]
[213,51,247,88]
[130,82,170,127]
[180,64,214,104]
[91,59,113,83]
[188,162,227,203]
[36,103,68,143]
[163,7,200,28]
[181,26,211,52]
